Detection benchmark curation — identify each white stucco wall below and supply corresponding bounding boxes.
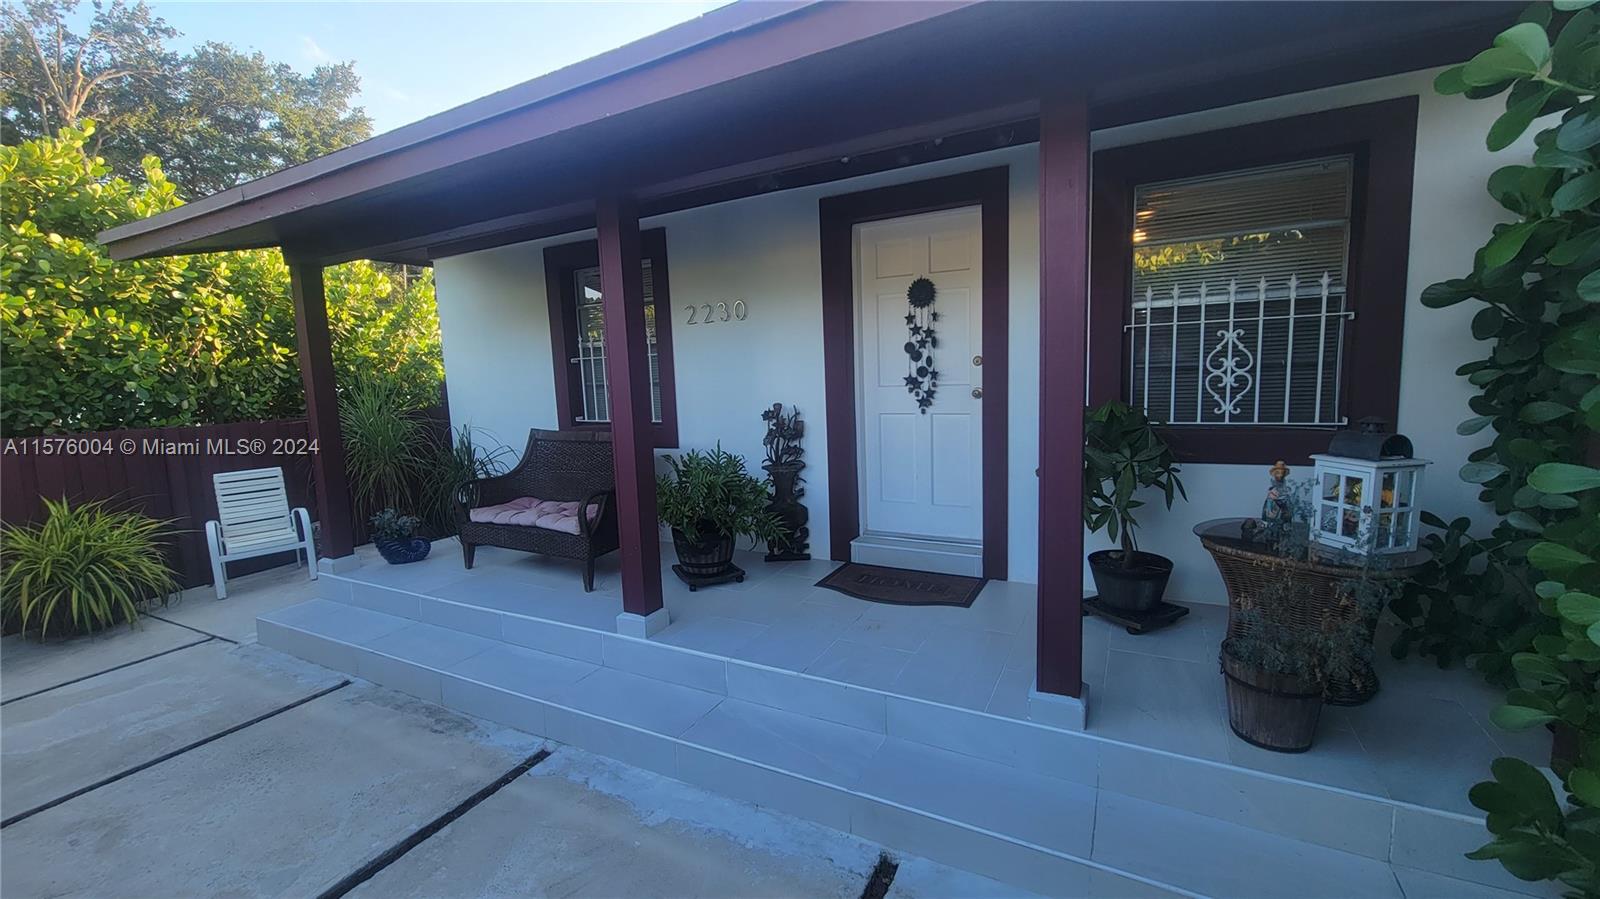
[434,239,567,449]
[433,65,1519,603]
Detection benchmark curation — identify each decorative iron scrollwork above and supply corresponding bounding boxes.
[1204,326,1255,416]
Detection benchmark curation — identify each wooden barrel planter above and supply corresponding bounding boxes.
[1220,645,1325,753]
[671,529,736,578]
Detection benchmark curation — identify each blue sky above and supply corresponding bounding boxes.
[146,2,729,136]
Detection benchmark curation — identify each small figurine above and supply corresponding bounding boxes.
[1259,460,1291,543]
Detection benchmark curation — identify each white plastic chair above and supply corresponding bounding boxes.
[206,467,316,599]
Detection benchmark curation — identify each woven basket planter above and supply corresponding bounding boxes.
[1201,536,1385,705]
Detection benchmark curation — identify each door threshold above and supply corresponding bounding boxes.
[849,532,983,577]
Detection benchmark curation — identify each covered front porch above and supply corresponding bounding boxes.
[259,543,1547,897]
[95,2,1547,894]
[96,0,1521,723]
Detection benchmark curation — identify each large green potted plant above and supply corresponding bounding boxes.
[1,498,176,638]
[1082,400,1188,611]
[657,446,785,578]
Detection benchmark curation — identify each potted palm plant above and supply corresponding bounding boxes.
[657,446,785,586]
[1082,400,1187,611]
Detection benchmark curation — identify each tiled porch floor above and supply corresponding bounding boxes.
[341,537,1549,819]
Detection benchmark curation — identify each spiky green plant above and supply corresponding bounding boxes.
[339,377,425,517]
[419,426,512,535]
[1,498,177,638]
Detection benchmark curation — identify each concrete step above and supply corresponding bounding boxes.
[309,573,1547,896]
[259,598,1546,898]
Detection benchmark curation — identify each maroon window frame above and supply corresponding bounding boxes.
[543,228,679,448]
[1088,97,1418,465]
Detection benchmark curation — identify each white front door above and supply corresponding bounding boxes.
[856,207,983,543]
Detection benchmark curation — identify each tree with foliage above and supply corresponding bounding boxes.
[0,123,441,435]
[1403,3,1600,894]
[2,0,372,198]
[0,0,172,141]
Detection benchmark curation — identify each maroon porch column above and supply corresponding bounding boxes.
[595,197,668,635]
[287,259,355,559]
[1032,91,1090,723]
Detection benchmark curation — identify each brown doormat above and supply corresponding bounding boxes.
[816,563,984,608]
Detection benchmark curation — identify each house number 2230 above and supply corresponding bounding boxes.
[684,300,748,324]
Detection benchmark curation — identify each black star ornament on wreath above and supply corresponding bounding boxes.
[902,276,939,412]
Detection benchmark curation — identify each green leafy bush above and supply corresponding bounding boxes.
[1388,512,1538,681]
[1,498,176,637]
[1082,400,1186,565]
[0,122,442,435]
[1418,4,1600,894]
[656,447,785,546]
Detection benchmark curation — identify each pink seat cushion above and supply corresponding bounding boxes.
[469,496,598,534]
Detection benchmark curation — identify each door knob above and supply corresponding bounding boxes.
[971,387,983,399]
[973,354,983,366]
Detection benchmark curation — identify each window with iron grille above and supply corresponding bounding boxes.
[571,261,662,424]
[542,229,677,446]
[1127,156,1354,427]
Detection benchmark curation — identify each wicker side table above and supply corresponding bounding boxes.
[1194,518,1426,706]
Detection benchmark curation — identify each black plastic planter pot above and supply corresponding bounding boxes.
[1221,646,1325,753]
[1087,550,1173,613]
[671,528,736,578]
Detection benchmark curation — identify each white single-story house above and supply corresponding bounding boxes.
[100,3,1553,895]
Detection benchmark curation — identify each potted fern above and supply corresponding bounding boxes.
[657,446,785,586]
[1082,400,1187,611]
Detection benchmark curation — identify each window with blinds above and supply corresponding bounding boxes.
[1127,156,1353,427]
[572,260,663,424]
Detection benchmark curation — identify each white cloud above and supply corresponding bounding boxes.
[299,35,330,64]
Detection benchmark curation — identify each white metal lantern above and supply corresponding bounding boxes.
[1309,455,1430,555]
[1309,418,1429,556]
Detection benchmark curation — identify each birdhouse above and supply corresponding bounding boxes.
[1310,420,1429,556]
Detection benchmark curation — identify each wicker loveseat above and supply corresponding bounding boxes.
[455,429,619,591]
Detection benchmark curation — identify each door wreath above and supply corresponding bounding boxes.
[903,276,938,412]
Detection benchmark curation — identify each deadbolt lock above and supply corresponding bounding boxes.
[973,354,983,366]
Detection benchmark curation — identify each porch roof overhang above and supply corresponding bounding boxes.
[96,0,1517,267]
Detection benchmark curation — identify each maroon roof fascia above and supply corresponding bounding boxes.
[97,0,977,260]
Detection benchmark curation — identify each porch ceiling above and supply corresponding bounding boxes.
[97,1,1517,267]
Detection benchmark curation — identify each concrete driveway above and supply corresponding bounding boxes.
[0,564,1040,899]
